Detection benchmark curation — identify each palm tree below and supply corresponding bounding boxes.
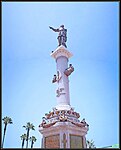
[2,116,13,148]
[23,122,35,148]
[29,136,37,148]
[86,139,96,148]
[20,134,27,148]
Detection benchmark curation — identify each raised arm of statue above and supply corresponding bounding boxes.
[49,26,59,32]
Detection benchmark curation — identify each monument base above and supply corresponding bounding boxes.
[39,108,89,148]
[39,121,87,148]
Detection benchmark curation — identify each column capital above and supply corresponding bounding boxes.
[50,45,73,59]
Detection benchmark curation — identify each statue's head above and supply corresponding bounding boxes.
[60,25,64,28]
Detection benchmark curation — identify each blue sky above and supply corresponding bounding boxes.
[2,2,119,148]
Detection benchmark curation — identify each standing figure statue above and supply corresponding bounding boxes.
[49,25,67,48]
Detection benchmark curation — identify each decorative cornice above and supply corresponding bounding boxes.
[39,122,88,136]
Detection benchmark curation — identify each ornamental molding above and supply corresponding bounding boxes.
[39,108,89,135]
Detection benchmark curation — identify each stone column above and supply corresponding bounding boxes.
[51,45,73,110]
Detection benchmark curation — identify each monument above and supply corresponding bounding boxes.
[38,25,89,148]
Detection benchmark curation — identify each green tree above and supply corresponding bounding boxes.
[86,139,96,148]
[2,116,13,148]
[20,134,27,148]
[23,122,35,148]
[29,136,37,148]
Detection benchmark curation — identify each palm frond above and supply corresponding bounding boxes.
[20,134,27,140]
[2,116,13,124]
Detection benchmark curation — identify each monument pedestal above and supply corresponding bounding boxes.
[39,108,88,148]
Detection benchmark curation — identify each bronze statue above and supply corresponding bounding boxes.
[64,64,74,76]
[49,25,67,48]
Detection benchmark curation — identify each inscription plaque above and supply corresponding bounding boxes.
[70,134,83,148]
[45,134,60,148]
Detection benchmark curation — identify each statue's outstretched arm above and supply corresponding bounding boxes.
[49,26,59,32]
